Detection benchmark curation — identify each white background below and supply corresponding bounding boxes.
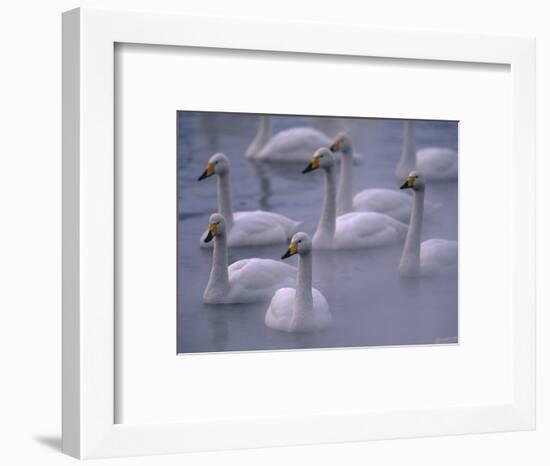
[0,1,547,465]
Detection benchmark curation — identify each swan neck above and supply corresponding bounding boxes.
[295,252,313,311]
[217,174,234,227]
[336,148,354,215]
[206,234,229,292]
[397,121,417,179]
[248,115,272,156]
[400,189,424,275]
[259,115,272,141]
[316,166,336,242]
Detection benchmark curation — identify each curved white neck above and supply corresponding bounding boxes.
[217,174,234,228]
[314,166,337,245]
[397,121,417,179]
[336,147,354,215]
[247,115,272,156]
[206,233,229,293]
[399,189,424,275]
[294,251,313,314]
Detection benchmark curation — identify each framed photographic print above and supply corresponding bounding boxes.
[62,8,535,459]
[177,112,458,354]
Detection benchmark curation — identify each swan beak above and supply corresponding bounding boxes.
[198,163,215,181]
[281,242,298,259]
[400,175,415,189]
[302,157,320,174]
[204,223,217,243]
[330,140,341,152]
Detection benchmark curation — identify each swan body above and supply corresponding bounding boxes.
[399,171,458,277]
[332,211,407,249]
[202,214,296,304]
[330,132,440,221]
[198,153,301,247]
[266,288,331,332]
[265,233,332,332]
[302,148,407,250]
[257,126,331,163]
[419,239,458,276]
[246,116,363,163]
[352,189,440,224]
[395,121,458,182]
[200,211,300,247]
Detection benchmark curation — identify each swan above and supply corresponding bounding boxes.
[245,115,363,164]
[265,232,333,332]
[245,114,272,159]
[395,121,458,182]
[202,213,297,304]
[198,153,301,247]
[330,132,441,221]
[398,171,458,277]
[302,148,407,249]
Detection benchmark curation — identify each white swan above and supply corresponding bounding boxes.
[245,114,272,159]
[265,232,333,332]
[398,171,458,277]
[198,153,301,247]
[330,132,440,222]
[395,121,458,182]
[202,213,297,304]
[302,148,407,249]
[245,115,363,164]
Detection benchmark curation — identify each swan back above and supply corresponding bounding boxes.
[417,147,458,180]
[257,127,331,162]
[420,239,458,276]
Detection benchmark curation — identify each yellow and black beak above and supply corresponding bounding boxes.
[400,175,416,190]
[281,241,298,259]
[198,163,215,181]
[302,157,320,174]
[330,140,341,152]
[204,223,218,243]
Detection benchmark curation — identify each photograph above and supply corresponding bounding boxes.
[177,112,458,354]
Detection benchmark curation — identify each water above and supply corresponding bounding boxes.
[177,112,458,354]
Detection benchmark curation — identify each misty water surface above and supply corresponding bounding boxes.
[177,112,458,354]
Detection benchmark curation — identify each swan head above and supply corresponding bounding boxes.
[198,153,230,181]
[399,170,426,192]
[281,232,312,259]
[301,148,334,174]
[329,132,352,154]
[203,213,227,243]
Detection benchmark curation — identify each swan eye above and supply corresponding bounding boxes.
[298,240,302,243]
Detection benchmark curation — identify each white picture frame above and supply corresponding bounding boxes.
[62,7,535,459]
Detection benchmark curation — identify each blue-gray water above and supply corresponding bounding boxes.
[177,113,458,354]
